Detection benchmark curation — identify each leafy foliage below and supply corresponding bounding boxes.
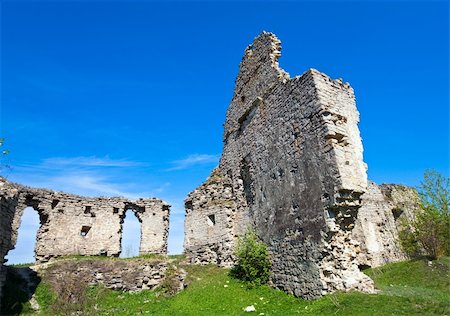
[0,137,10,174]
[399,170,450,259]
[230,229,271,287]
[0,137,10,156]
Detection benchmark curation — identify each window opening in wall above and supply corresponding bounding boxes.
[83,206,96,217]
[51,199,60,209]
[80,225,91,237]
[207,214,216,226]
[5,207,40,265]
[120,209,141,258]
[327,209,336,219]
[392,208,403,221]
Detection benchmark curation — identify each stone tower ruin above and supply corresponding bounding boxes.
[0,32,420,304]
[184,32,418,299]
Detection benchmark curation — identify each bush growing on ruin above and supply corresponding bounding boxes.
[230,229,271,287]
[399,170,450,259]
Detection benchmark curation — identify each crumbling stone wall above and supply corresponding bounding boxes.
[353,182,419,268]
[0,179,19,308]
[184,32,375,299]
[184,168,235,266]
[0,177,170,306]
[42,259,186,293]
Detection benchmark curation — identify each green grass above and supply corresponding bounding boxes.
[11,262,34,268]
[56,253,168,261]
[4,256,450,315]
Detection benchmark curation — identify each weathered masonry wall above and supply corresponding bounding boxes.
[0,179,18,308]
[0,178,170,262]
[353,182,419,268]
[0,177,170,306]
[184,32,418,299]
[41,258,186,293]
[184,168,235,266]
[185,32,373,299]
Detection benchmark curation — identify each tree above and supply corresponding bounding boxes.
[0,137,10,173]
[230,229,271,287]
[399,170,450,259]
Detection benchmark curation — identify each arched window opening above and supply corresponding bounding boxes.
[120,209,141,258]
[5,207,40,265]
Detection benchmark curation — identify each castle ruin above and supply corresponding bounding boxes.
[0,32,420,304]
[0,177,170,303]
[184,32,418,299]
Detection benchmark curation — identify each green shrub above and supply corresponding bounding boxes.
[399,170,450,259]
[230,229,271,287]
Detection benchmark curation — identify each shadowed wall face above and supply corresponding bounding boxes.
[184,32,420,299]
[184,32,373,299]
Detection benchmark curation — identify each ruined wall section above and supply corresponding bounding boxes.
[0,179,20,309]
[353,182,419,267]
[9,185,169,261]
[184,32,373,298]
[184,168,236,266]
[13,191,127,261]
[312,73,368,193]
[0,177,170,305]
[132,199,170,255]
[40,258,185,293]
[308,71,376,294]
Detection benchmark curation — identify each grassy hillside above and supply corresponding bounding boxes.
[2,256,449,315]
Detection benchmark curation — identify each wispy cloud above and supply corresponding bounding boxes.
[50,173,142,198]
[16,171,151,199]
[167,154,219,171]
[41,156,143,168]
[9,156,159,199]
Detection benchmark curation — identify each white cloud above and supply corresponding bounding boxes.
[153,182,171,194]
[9,155,159,198]
[49,173,144,199]
[167,154,219,171]
[42,156,143,168]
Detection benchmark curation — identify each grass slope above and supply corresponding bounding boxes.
[3,257,449,315]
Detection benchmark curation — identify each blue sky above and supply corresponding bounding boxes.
[1,1,448,263]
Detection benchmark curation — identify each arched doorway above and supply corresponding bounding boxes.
[5,207,40,265]
[120,209,141,258]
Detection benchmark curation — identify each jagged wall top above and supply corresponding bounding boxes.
[240,32,289,80]
[224,32,290,142]
[186,31,374,298]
